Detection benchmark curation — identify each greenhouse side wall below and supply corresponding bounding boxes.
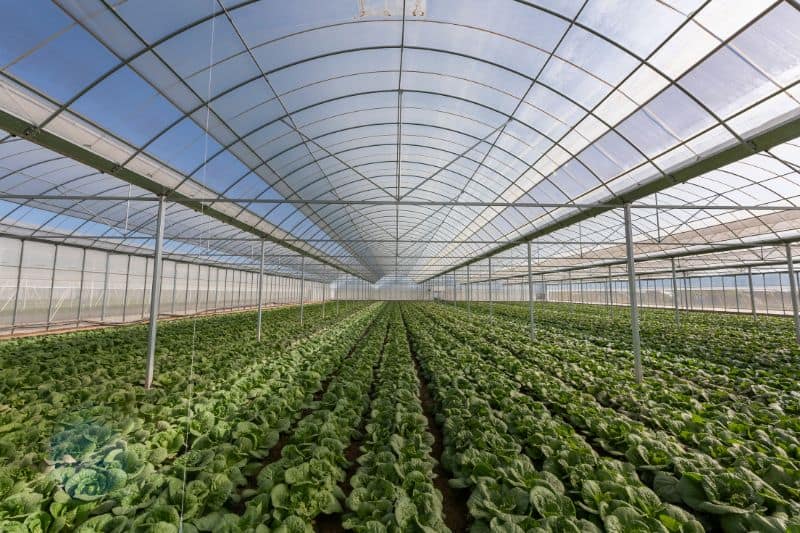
[0,236,324,336]
[434,270,800,316]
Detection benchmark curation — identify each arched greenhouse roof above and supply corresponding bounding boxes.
[1,0,799,283]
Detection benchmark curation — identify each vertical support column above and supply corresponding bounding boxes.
[145,195,166,389]
[721,276,728,311]
[236,269,243,310]
[322,278,326,319]
[10,240,24,334]
[467,264,472,316]
[181,264,190,315]
[204,266,211,313]
[141,258,150,319]
[100,252,111,322]
[256,240,265,341]
[77,248,87,327]
[122,254,131,323]
[194,264,201,314]
[46,246,59,330]
[683,273,690,310]
[607,265,613,318]
[527,241,535,340]
[170,262,177,315]
[568,270,573,307]
[624,204,642,384]
[299,256,306,327]
[747,266,756,320]
[671,258,679,325]
[488,257,493,320]
[542,274,547,302]
[266,273,273,311]
[785,243,800,344]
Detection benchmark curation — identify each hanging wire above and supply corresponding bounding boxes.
[179,3,216,530]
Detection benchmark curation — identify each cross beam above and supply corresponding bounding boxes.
[4,193,800,212]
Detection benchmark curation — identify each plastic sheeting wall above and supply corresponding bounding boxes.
[434,271,800,316]
[0,237,325,336]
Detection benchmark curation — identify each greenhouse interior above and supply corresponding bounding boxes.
[1,0,800,531]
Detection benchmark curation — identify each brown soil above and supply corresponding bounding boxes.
[316,319,391,533]
[401,307,471,532]
[229,312,380,514]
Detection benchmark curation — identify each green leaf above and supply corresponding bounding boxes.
[64,467,127,501]
[529,485,575,518]
[394,492,417,528]
[271,483,290,509]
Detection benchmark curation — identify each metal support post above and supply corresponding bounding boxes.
[256,240,265,341]
[46,246,59,330]
[607,265,613,318]
[145,195,166,389]
[467,264,471,316]
[100,252,111,322]
[670,258,679,325]
[624,204,643,384]
[747,266,756,319]
[122,255,131,323]
[183,264,190,315]
[527,241,535,340]
[142,258,150,319]
[10,241,24,334]
[488,257,493,320]
[300,256,306,327]
[722,275,728,311]
[785,243,800,344]
[568,270,573,307]
[195,264,201,314]
[77,248,86,326]
[684,273,691,310]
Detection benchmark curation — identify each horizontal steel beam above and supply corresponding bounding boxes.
[4,193,800,212]
[5,234,629,246]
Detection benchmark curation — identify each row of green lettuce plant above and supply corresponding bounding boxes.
[0,302,368,471]
[484,300,799,383]
[490,301,800,415]
[343,304,450,532]
[404,304,704,533]
[420,303,800,532]
[0,302,368,463]
[0,303,379,532]
[1,301,367,405]
[463,303,800,483]
[230,304,392,532]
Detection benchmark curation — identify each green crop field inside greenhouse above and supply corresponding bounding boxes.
[2,302,800,531]
[1,1,800,532]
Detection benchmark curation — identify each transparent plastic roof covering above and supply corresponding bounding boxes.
[0,0,799,282]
